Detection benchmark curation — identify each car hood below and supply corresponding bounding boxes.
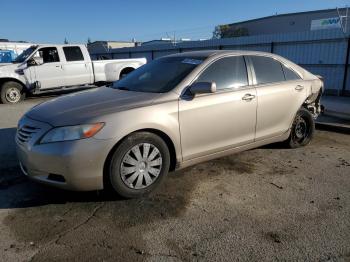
[0,63,19,75]
[26,87,161,126]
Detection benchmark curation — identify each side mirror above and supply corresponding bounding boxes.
[34,57,43,65]
[27,58,37,67]
[189,82,216,95]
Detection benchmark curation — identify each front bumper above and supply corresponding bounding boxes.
[16,116,114,191]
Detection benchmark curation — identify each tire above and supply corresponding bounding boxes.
[0,81,26,104]
[108,132,170,198]
[119,68,134,79]
[286,108,315,148]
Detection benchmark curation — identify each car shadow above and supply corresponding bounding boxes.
[0,128,19,168]
[259,141,287,150]
[0,125,267,210]
[0,164,123,209]
[0,126,115,209]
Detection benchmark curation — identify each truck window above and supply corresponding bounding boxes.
[63,46,84,62]
[37,47,60,63]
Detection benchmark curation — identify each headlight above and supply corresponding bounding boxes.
[40,123,104,144]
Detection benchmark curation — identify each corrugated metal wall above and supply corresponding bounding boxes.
[92,29,350,95]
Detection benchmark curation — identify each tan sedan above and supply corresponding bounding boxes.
[16,50,323,198]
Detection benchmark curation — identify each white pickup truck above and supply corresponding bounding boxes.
[0,44,146,104]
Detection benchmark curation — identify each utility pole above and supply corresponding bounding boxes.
[337,6,349,36]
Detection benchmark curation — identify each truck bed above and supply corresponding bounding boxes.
[92,58,147,82]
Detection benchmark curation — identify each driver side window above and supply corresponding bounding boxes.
[196,56,248,91]
[35,47,60,64]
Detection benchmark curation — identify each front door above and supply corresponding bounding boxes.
[179,56,257,161]
[32,47,64,90]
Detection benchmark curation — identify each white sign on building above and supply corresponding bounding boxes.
[310,17,341,31]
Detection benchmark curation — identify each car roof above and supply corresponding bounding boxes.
[165,50,276,59]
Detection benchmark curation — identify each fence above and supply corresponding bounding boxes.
[91,29,350,96]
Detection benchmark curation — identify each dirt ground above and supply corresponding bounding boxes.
[0,95,349,262]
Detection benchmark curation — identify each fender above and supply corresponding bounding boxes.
[104,60,146,82]
[0,63,30,90]
[94,99,182,164]
[0,77,27,90]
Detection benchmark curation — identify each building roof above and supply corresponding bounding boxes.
[228,7,347,26]
[89,40,135,44]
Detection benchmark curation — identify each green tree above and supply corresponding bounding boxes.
[213,25,249,39]
[87,37,92,45]
[64,38,69,44]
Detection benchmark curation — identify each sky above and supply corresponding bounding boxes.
[1,0,349,44]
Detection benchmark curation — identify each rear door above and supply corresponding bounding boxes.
[247,55,308,140]
[62,46,92,86]
[179,56,257,161]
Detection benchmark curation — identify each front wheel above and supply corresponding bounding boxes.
[108,132,170,198]
[286,108,315,148]
[0,81,26,104]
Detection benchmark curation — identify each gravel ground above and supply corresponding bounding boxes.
[0,95,349,262]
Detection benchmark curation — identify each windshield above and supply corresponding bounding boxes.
[13,46,37,63]
[112,56,204,93]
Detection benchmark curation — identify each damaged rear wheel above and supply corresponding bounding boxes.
[286,108,315,148]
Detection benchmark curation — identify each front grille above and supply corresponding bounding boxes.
[17,125,40,143]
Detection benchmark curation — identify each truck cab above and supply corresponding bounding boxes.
[24,45,94,90]
[0,44,146,104]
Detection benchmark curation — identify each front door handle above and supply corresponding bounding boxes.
[242,94,256,101]
[295,85,304,91]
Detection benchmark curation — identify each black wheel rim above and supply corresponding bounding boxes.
[293,116,310,144]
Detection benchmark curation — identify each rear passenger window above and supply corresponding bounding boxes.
[196,56,248,90]
[250,56,285,84]
[63,46,84,62]
[282,64,301,81]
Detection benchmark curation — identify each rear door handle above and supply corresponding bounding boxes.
[242,94,256,101]
[295,85,304,91]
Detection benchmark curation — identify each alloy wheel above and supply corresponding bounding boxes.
[120,143,162,189]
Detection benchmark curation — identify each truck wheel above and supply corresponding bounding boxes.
[108,132,170,198]
[286,108,315,148]
[119,67,134,79]
[0,81,26,104]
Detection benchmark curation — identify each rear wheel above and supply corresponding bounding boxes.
[119,67,134,79]
[286,108,315,148]
[0,81,26,104]
[108,132,170,198]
